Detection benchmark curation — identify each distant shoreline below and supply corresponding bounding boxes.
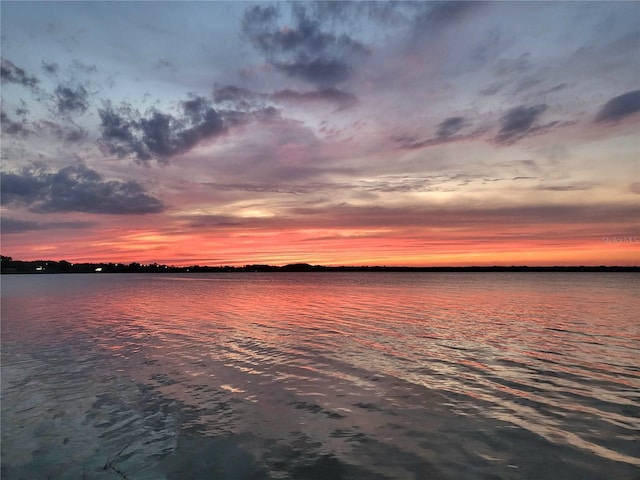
[1,257,638,274]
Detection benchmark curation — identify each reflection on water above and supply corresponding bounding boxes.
[2,273,639,479]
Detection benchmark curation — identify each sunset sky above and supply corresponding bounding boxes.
[1,1,639,266]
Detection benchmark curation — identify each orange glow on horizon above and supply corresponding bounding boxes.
[4,225,638,267]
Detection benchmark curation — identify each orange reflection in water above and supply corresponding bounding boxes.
[103,272,639,374]
[2,272,639,470]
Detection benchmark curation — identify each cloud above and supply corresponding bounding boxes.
[417,1,481,28]
[271,87,358,109]
[242,4,369,85]
[98,97,226,163]
[1,164,164,214]
[213,85,262,105]
[1,109,29,136]
[595,90,640,123]
[41,60,59,76]
[395,116,474,150]
[535,182,596,192]
[409,1,483,47]
[36,119,87,143]
[98,103,149,161]
[495,104,548,144]
[0,58,39,88]
[178,202,639,234]
[286,203,639,230]
[156,59,177,73]
[436,116,466,138]
[54,84,89,114]
[213,83,357,111]
[1,217,93,233]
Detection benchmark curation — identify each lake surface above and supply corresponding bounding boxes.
[1,272,639,479]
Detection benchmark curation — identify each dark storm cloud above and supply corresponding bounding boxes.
[495,104,548,144]
[54,84,89,114]
[242,3,369,85]
[1,217,93,233]
[595,90,640,123]
[0,58,39,88]
[1,164,164,214]
[271,87,358,109]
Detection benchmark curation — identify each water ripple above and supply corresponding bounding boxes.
[2,272,639,479]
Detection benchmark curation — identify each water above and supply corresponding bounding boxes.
[1,272,639,479]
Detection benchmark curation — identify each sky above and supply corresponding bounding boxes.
[1,1,639,266]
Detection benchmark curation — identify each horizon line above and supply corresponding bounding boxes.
[1,256,638,273]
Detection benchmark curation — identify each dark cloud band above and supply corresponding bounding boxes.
[1,164,164,214]
[495,104,547,144]
[595,90,640,123]
[0,58,39,88]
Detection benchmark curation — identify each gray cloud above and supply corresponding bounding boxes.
[37,119,87,143]
[409,1,483,47]
[1,164,164,214]
[41,60,59,76]
[417,1,481,28]
[54,84,89,114]
[273,58,352,85]
[271,87,358,110]
[1,109,29,136]
[242,4,369,86]
[595,90,640,123]
[436,116,466,138]
[395,116,473,150]
[495,104,548,144]
[213,85,262,105]
[213,84,357,111]
[396,105,559,150]
[0,58,39,88]
[98,98,225,163]
[98,103,149,161]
